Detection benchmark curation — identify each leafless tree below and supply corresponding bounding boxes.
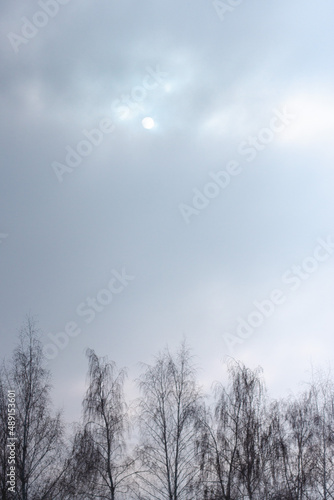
[66,348,133,499]
[309,373,334,499]
[197,361,268,500]
[268,390,317,500]
[2,317,66,500]
[135,343,202,500]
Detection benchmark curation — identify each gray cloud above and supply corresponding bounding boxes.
[1,0,333,423]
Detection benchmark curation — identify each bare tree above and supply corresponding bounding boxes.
[268,390,317,500]
[135,343,201,500]
[3,317,66,500]
[197,361,268,500]
[309,373,334,499]
[67,348,132,499]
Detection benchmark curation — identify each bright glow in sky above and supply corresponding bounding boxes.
[142,117,155,129]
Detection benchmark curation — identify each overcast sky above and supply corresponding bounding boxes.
[1,0,334,423]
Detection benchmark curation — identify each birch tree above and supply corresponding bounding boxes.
[5,318,65,500]
[67,348,132,499]
[135,343,201,500]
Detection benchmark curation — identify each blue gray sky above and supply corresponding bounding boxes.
[1,0,334,422]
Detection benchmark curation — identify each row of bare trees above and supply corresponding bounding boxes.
[1,318,333,499]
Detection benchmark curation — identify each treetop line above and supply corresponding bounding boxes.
[0,317,333,499]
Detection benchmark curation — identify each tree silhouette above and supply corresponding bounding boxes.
[135,343,201,500]
[1,318,65,500]
[66,348,133,499]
